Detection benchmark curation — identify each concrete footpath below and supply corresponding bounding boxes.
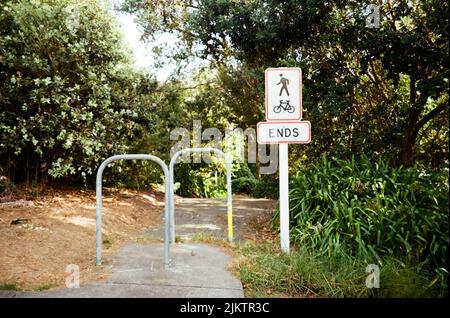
[2,243,244,298]
[145,196,276,242]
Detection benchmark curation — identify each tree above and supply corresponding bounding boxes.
[0,0,156,183]
[123,0,449,166]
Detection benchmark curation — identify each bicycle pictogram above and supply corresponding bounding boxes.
[273,100,295,114]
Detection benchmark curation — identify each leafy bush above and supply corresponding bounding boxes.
[231,163,258,194]
[0,0,155,184]
[251,174,278,199]
[173,162,279,199]
[103,160,165,190]
[274,155,448,290]
[174,163,227,198]
[233,176,258,194]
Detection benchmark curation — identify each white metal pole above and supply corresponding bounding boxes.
[279,143,290,253]
[95,166,103,265]
[169,167,175,244]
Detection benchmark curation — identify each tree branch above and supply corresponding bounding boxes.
[413,102,447,138]
[367,60,389,101]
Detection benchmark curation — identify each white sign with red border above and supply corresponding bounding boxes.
[258,67,310,254]
[257,121,311,144]
[265,67,302,121]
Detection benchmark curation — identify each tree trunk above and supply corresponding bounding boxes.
[399,132,416,166]
[398,78,420,166]
[398,78,447,166]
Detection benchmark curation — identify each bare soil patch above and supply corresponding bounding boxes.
[0,186,164,291]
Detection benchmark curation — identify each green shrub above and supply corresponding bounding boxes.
[232,163,258,194]
[104,160,165,190]
[174,163,227,198]
[174,162,264,198]
[273,155,448,290]
[233,176,258,194]
[251,174,278,199]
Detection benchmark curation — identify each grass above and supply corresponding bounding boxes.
[134,232,227,245]
[33,283,55,292]
[102,237,113,249]
[189,232,234,251]
[231,240,445,298]
[134,236,161,244]
[0,283,18,291]
[190,232,216,243]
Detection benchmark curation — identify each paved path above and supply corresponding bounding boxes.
[145,196,276,242]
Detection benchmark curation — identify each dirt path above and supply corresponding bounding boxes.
[145,195,277,242]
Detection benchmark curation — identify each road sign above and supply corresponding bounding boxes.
[265,67,302,121]
[259,67,309,255]
[257,121,311,144]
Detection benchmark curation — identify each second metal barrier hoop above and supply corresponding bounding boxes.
[169,148,233,244]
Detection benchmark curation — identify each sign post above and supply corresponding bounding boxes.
[257,67,311,254]
[279,143,289,253]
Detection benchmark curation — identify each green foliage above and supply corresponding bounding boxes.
[103,160,164,190]
[0,283,18,291]
[33,283,55,292]
[172,160,278,199]
[0,0,156,183]
[277,155,448,290]
[124,0,449,167]
[235,241,444,298]
[251,174,278,199]
[231,163,257,194]
[174,163,227,198]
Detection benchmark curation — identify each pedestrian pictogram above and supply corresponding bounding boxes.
[277,74,290,96]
